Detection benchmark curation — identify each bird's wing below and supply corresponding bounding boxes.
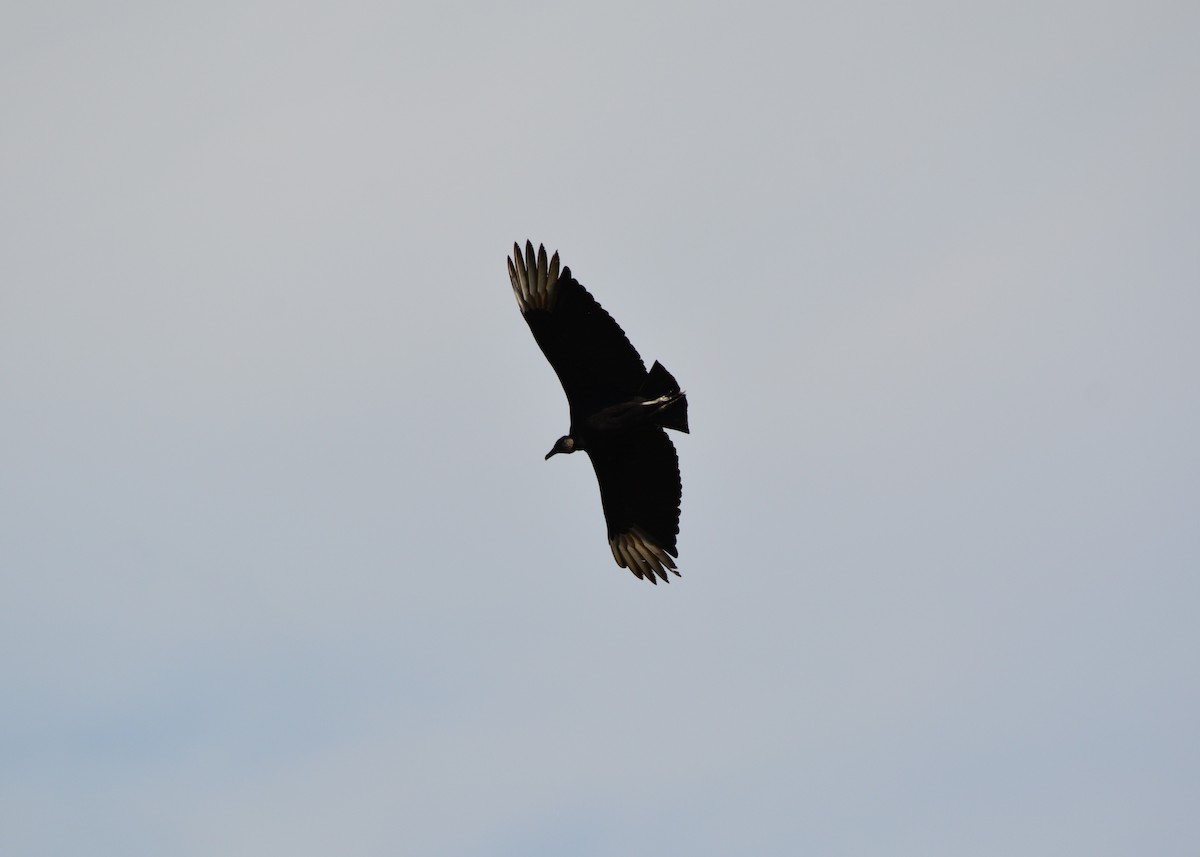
[586,428,682,583]
[508,241,647,421]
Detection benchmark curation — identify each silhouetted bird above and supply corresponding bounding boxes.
[507,241,689,583]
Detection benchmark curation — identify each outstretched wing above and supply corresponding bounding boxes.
[508,241,647,422]
[586,427,682,583]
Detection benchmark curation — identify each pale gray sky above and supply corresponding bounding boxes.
[3,1,1198,855]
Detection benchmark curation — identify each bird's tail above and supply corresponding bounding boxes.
[641,361,689,434]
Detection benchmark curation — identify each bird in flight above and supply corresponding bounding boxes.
[506,241,689,583]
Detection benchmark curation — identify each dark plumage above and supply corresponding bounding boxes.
[506,241,689,583]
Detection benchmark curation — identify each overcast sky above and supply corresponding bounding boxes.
[3,1,1198,855]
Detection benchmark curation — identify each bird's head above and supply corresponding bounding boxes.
[545,435,577,460]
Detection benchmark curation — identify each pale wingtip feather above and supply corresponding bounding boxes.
[507,240,560,313]
[610,529,680,583]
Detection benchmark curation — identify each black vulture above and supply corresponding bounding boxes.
[506,241,689,583]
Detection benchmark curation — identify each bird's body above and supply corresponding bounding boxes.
[507,241,689,583]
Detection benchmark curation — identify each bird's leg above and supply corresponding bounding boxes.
[641,393,677,408]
